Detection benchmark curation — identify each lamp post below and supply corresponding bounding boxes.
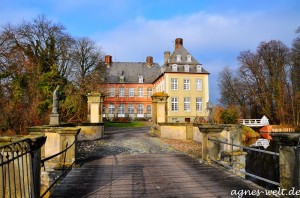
[205,101,213,123]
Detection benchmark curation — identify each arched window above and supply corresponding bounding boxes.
[128,104,134,114]
[172,64,178,72]
[108,104,115,114]
[187,55,192,62]
[184,65,190,72]
[146,105,152,114]
[196,65,202,72]
[118,104,125,114]
[137,104,144,114]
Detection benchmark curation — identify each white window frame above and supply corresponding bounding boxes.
[197,65,202,72]
[118,104,125,115]
[108,104,115,114]
[172,64,178,72]
[129,88,134,97]
[128,104,134,114]
[146,105,152,114]
[109,88,115,97]
[196,97,203,112]
[137,104,144,114]
[196,79,203,91]
[119,87,125,97]
[184,97,190,112]
[183,79,190,90]
[138,87,143,97]
[176,55,181,62]
[139,76,143,83]
[171,97,178,112]
[187,55,192,62]
[147,88,153,97]
[184,65,190,72]
[171,78,178,90]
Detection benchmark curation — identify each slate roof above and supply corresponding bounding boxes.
[162,45,209,74]
[105,62,162,84]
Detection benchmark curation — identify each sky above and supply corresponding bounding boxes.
[1,0,299,104]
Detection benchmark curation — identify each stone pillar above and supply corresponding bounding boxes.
[151,92,169,124]
[87,92,105,123]
[28,126,80,197]
[271,133,300,192]
[198,124,225,161]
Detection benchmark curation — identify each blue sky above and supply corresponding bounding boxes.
[1,0,299,104]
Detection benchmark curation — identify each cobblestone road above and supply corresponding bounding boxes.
[51,127,268,198]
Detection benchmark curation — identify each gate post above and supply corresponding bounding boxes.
[271,133,300,192]
[151,92,169,124]
[87,92,105,123]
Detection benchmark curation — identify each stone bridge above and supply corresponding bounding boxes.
[50,126,267,198]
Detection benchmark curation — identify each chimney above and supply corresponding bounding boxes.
[164,51,170,64]
[175,38,183,50]
[146,56,153,67]
[105,55,112,68]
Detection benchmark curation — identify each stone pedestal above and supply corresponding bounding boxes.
[87,92,105,123]
[151,92,169,124]
[271,133,300,192]
[49,113,60,125]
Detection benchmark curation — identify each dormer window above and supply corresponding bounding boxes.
[120,75,125,83]
[172,64,178,72]
[187,55,192,62]
[197,65,202,72]
[176,55,181,62]
[138,75,143,83]
[184,65,190,72]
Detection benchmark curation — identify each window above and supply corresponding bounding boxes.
[146,105,152,114]
[176,55,181,62]
[147,88,153,97]
[119,87,125,97]
[139,76,143,83]
[184,65,190,72]
[109,88,115,97]
[129,88,134,97]
[118,104,125,114]
[128,104,134,114]
[137,104,144,114]
[171,97,178,111]
[171,78,178,90]
[196,97,203,112]
[138,87,143,97]
[184,97,190,112]
[196,79,203,91]
[187,55,192,62]
[183,79,190,90]
[108,104,115,114]
[197,65,202,72]
[172,118,178,123]
[172,64,178,72]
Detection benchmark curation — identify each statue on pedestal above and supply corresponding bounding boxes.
[52,85,60,114]
[50,85,61,125]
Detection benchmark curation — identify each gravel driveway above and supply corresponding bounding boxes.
[77,126,180,162]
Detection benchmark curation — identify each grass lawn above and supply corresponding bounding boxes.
[104,121,148,128]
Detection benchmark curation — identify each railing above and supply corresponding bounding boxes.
[238,116,269,127]
[0,137,46,198]
[40,140,76,198]
[1,139,33,198]
[208,137,280,186]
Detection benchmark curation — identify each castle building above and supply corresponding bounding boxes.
[102,38,210,122]
[102,55,161,119]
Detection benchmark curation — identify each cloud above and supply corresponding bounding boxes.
[94,10,299,103]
